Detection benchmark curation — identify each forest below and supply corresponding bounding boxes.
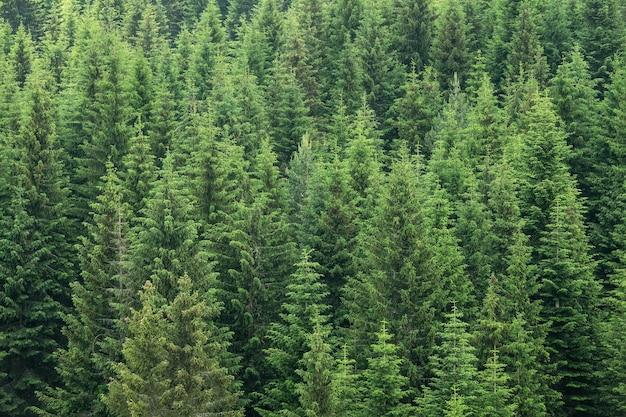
[0,0,625,415]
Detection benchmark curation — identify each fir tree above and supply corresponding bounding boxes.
[432,0,470,90]
[0,64,76,417]
[105,277,242,417]
[360,322,414,417]
[39,162,131,417]
[418,304,480,417]
[259,251,330,417]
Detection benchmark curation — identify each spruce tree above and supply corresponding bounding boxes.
[432,0,470,90]
[124,152,212,302]
[267,58,311,168]
[391,0,433,69]
[0,64,76,417]
[353,0,404,136]
[259,251,330,417]
[295,318,336,417]
[390,66,443,156]
[105,277,242,417]
[360,322,414,417]
[418,304,480,417]
[187,0,226,101]
[577,0,625,90]
[549,46,602,202]
[39,162,131,417]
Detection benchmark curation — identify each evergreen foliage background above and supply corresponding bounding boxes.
[0,0,624,415]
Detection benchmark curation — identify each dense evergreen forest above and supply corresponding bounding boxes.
[1,0,626,415]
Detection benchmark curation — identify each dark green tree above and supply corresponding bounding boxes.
[267,58,311,168]
[38,162,131,417]
[391,0,434,69]
[577,0,625,90]
[186,0,226,101]
[258,251,330,417]
[353,1,404,135]
[431,0,470,90]
[124,153,212,302]
[0,64,75,417]
[390,66,443,156]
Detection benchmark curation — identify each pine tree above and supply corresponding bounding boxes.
[360,322,414,417]
[512,90,602,416]
[259,251,330,417]
[391,0,434,69]
[0,64,76,417]
[418,304,480,417]
[432,0,470,90]
[9,25,34,89]
[344,145,470,385]
[105,277,242,417]
[39,162,131,417]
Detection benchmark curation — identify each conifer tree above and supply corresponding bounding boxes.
[478,348,516,417]
[505,2,548,84]
[39,162,131,417]
[106,277,243,417]
[353,1,404,135]
[391,66,442,155]
[549,46,602,201]
[283,0,327,119]
[259,251,329,417]
[360,322,414,417]
[124,152,212,302]
[267,58,311,167]
[418,304,480,417]
[209,137,297,410]
[121,121,157,219]
[302,152,358,316]
[296,318,336,417]
[342,101,383,214]
[332,345,361,417]
[10,25,35,89]
[591,55,626,279]
[187,0,226,101]
[391,0,433,69]
[67,25,134,220]
[577,0,625,89]
[538,188,601,416]
[513,90,602,416]
[344,145,470,385]
[0,64,75,417]
[432,0,470,90]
